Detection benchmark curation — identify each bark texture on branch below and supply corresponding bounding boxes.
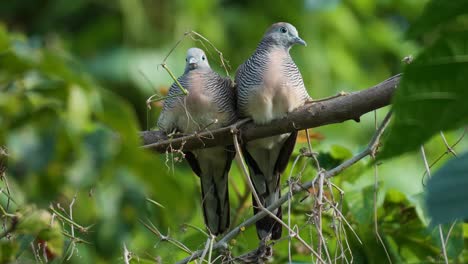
[141,74,401,152]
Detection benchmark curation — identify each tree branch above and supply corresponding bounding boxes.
[140,74,401,152]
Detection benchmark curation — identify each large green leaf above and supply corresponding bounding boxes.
[407,0,468,38]
[381,33,468,159]
[426,152,468,225]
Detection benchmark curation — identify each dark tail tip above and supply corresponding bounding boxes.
[257,208,282,240]
[253,195,283,240]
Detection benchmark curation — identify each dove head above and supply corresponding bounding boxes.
[185,48,210,73]
[262,22,306,49]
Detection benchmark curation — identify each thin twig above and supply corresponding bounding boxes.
[123,243,131,264]
[420,145,448,264]
[309,91,349,103]
[66,194,78,260]
[324,110,392,179]
[323,196,362,245]
[287,154,304,263]
[372,111,392,264]
[139,219,192,255]
[315,172,325,263]
[146,197,165,208]
[160,63,188,95]
[69,194,76,238]
[232,133,262,208]
[199,237,211,263]
[373,161,392,264]
[438,225,449,264]
[420,146,431,179]
[439,131,457,157]
[145,31,190,109]
[444,221,457,249]
[208,234,215,263]
[188,31,231,77]
[49,205,89,233]
[182,223,209,238]
[422,128,466,181]
[146,30,231,109]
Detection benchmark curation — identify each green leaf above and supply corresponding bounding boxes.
[7,124,56,173]
[425,152,468,225]
[0,23,10,53]
[330,144,353,160]
[0,241,19,263]
[407,0,468,38]
[12,207,64,258]
[381,33,468,159]
[343,182,385,224]
[67,84,91,131]
[95,89,140,146]
[317,144,353,170]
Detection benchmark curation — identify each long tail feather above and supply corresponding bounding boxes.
[187,146,235,235]
[242,131,298,240]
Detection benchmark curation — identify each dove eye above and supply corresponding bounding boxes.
[280,27,287,33]
[202,56,206,61]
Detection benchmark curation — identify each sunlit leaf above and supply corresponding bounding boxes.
[67,84,90,131]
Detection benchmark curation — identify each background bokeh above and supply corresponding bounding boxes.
[1,0,467,263]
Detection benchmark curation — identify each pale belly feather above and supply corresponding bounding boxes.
[245,49,305,125]
[171,93,226,133]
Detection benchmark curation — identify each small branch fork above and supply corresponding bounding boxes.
[420,141,454,264]
[175,110,393,264]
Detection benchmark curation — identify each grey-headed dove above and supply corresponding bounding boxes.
[235,22,311,240]
[158,47,237,235]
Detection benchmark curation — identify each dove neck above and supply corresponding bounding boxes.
[257,37,290,54]
[184,67,211,75]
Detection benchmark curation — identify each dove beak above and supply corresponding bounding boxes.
[294,37,307,46]
[188,57,198,69]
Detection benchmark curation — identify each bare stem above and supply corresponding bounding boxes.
[161,63,188,95]
[439,131,457,157]
[123,243,131,264]
[139,219,192,255]
[420,145,448,264]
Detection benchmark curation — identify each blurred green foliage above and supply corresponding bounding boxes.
[0,0,467,263]
[382,0,468,159]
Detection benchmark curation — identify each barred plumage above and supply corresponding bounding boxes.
[158,48,236,236]
[235,22,310,240]
[158,70,236,133]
